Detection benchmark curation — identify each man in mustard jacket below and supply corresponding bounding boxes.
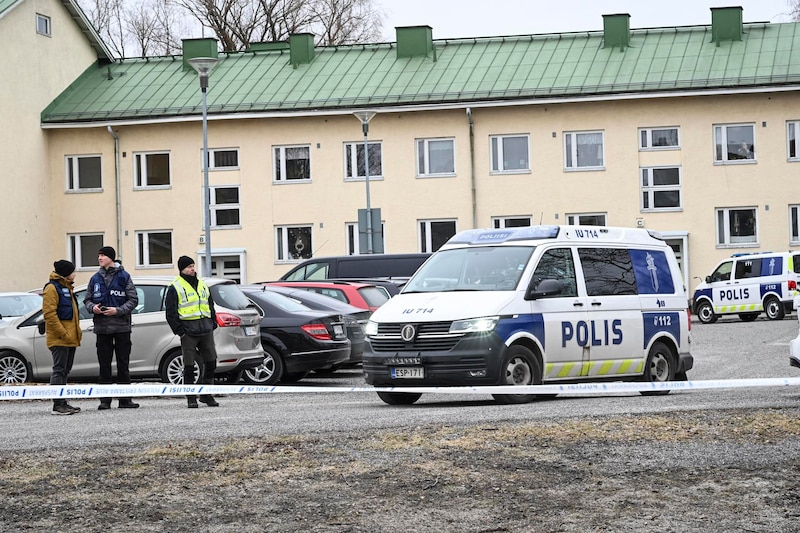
[43,260,83,415]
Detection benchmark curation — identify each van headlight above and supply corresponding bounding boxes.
[449,317,499,334]
[365,320,378,336]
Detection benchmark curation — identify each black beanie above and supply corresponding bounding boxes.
[177,256,195,271]
[53,260,75,278]
[98,246,116,261]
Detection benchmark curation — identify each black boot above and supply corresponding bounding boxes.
[187,396,198,408]
[184,365,198,408]
[119,398,139,409]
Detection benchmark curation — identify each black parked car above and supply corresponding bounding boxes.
[239,286,350,384]
[255,284,369,367]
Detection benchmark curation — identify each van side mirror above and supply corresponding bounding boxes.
[705,275,712,283]
[526,279,562,300]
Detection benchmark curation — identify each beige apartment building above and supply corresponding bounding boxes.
[2,1,799,293]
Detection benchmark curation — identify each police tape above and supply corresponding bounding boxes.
[2,377,800,401]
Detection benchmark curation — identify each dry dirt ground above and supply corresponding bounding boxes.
[2,407,800,533]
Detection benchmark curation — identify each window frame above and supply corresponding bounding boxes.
[638,127,680,151]
[346,221,386,255]
[273,145,311,183]
[416,138,456,177]
[133,151,171,189]
[640,166,682,212]
[715,207,759,247]
[418,219,457,253]
[65,154,103,192]
[68,233,105,269]
[788,121,800,161]
[275,225,313,262]
[563,130,605,171]
[489,134,531,174]
[790,205,800,245]
[343,141,383,181]
[135,230,173,268]
[206,148,240,170]
[492,216,532,229]
[209,185,241,228]
[713,123,756,164]
[36,14,51,36]
[566,213,607,226]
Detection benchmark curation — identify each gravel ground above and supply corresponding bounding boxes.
[3,406,800,532]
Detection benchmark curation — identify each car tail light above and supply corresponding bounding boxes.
[302,323,331,340]
[686,308,692,331]
[216,312,242,327]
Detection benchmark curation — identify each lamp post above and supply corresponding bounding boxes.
[188,57,219,276]
[353,111,377,254]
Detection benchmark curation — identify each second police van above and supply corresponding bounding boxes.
[362,225,693,405]
[692,251,800,324]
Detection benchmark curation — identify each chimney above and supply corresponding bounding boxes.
[603,14,631,51]
[289,33,315,67]
[711,6,743,44]
[182,38,218,72]
[396,26,436,61]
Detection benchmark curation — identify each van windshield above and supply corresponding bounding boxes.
[404,246,534,293]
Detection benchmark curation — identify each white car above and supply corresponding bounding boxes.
[0,277,264,384]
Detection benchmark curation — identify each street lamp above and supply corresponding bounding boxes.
[353,110,377,254]
[188,57,219,276]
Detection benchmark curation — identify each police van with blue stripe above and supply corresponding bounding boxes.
[362,225,693,405]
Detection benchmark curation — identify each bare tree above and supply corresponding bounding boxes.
[79,0,128,57]
[791,0,800,21]
[308,0,383,44]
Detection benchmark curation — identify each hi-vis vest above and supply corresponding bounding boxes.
[172,277,211,321]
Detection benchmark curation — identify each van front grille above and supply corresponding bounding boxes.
[370,321,461,352]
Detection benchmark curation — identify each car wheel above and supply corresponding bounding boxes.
[242,346,283,385]
[492,345,541,405]
[696,301,718,324]
[160,351,199,385]
[738,313,759,322]
[764,296,785,321]
[376,391,422,405]
[640,341,675,396]
[0,350,29,384]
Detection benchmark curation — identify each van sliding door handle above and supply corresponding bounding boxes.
[572,301,584,307]
[591,301,602,306]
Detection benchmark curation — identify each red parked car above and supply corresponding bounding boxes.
[263,280,390,312]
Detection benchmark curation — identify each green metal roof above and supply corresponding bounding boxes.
[42,21,800,124]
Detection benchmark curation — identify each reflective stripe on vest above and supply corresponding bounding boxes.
[172,277,211,321]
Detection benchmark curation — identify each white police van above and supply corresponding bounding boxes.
[362,225,693,405]
[692,251,800,324]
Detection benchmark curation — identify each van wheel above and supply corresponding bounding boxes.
[738,313,759,322]
[696,301,718,324]
[377,392,422,405]
[0,351,29,383]
[640,341,675,396]
[242,346,283,385]
[493,345,541,405]
[764,296,785,321]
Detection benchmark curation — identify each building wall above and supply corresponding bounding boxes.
[0,0,98,290]
[41,88,800,291]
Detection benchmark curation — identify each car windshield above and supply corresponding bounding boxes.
[209,283,253,310]
[404,246,534,293]
[0,294,42,318]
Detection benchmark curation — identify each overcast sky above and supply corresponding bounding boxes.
[377,1,796,40]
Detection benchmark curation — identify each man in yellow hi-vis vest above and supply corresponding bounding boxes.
[165,256,220,408]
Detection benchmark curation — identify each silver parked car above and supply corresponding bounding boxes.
[0,277,264,384]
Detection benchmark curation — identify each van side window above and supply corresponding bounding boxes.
[578,248,637,296]
[735,258,762,279]
[794,255,800,274]
[710,261,732,282]
[532,248,578,297]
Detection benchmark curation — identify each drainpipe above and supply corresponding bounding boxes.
[466,108,477,228]
[107,126,122,259]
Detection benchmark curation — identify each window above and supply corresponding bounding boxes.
[639,127,680,150]
[564,131,604,170]
[716,207,758,246]
[276,225,312,261]
[490,135,530,173]
[578,248,637,296]
[210,186,240,227]
[346,222,385,255]
[68,234,104,269]
[714,124,755,163]
[788,122,800,160]
[65,155,102,191]
[790,205,800,244]
[566,213,606,226]
[419,219,456,253]
[274,145,310,182]
[344,142,383,180]
[207,148,239,170]
[641,167,681,211]
[532,248,578,297]
[136,231,173,267]
[492,216,532,229]
[134,152,171,188]
[36,14,50,36]
[416,138,455,177]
